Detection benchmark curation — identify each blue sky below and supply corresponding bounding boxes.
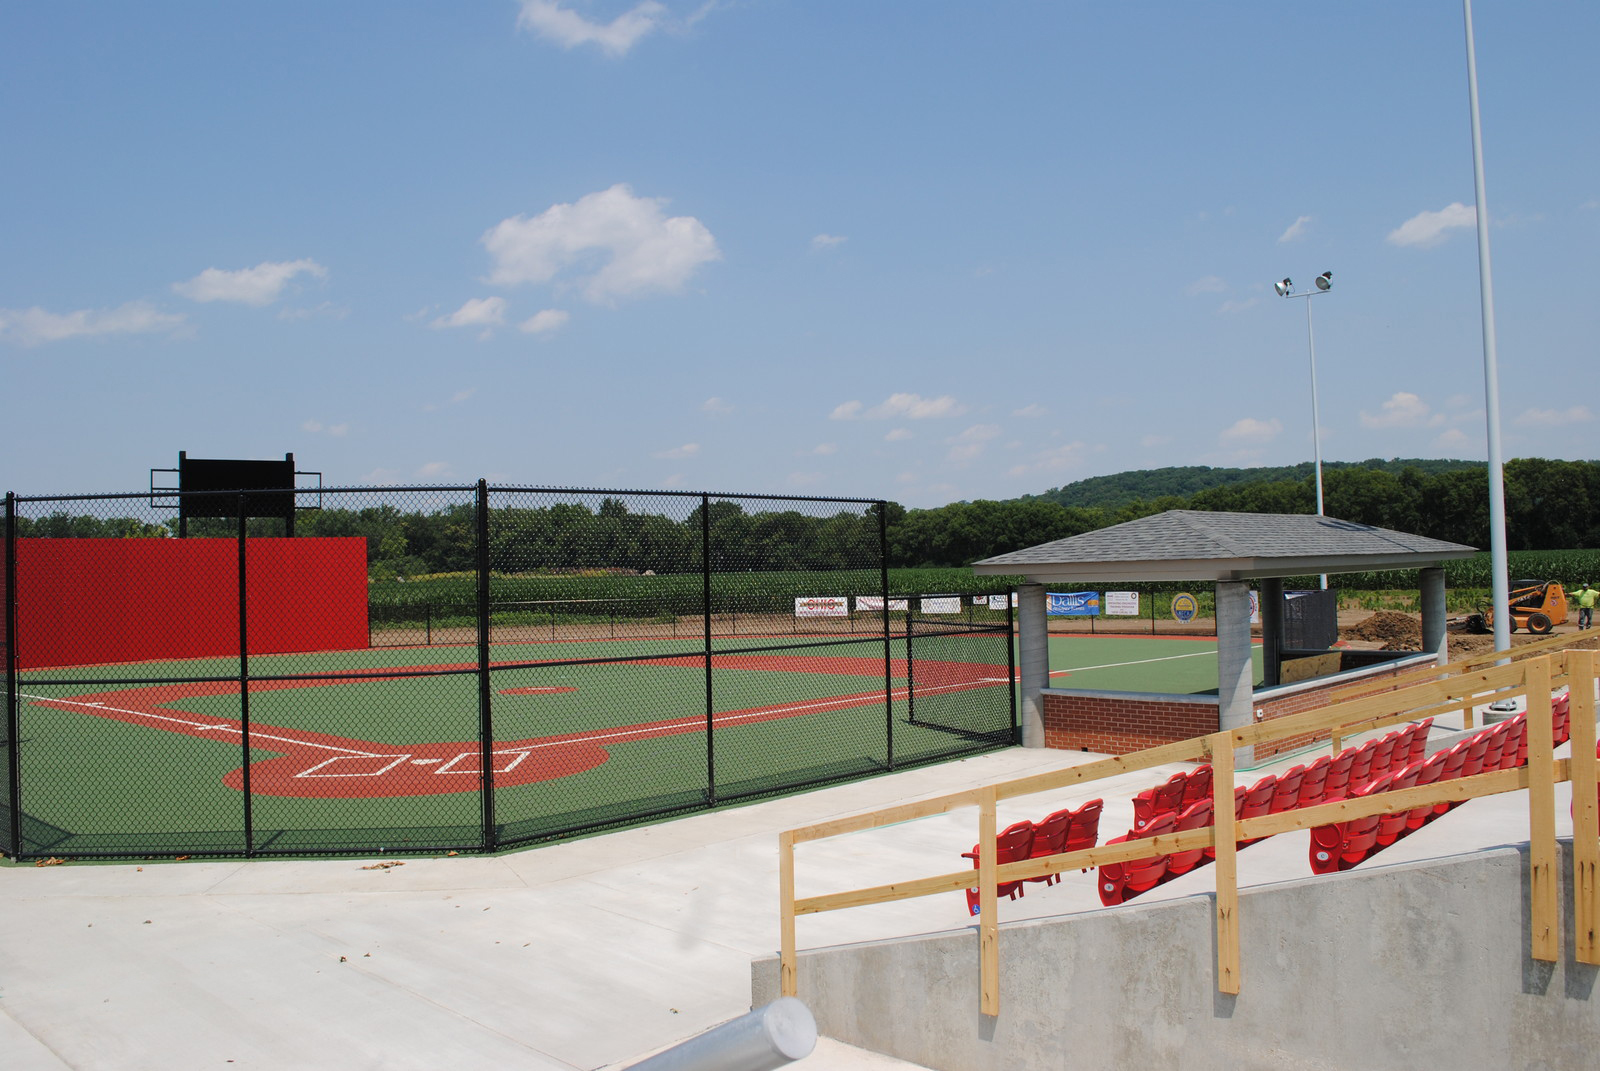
[3,2,1595,507]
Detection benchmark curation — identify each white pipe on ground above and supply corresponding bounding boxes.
[626,998,817,1071]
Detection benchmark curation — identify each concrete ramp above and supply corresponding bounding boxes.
[754,842,1600,1071]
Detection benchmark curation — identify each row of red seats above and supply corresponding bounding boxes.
[1098,718,1437,904]
[961,799,1103,916]
[1311,690,1573,873]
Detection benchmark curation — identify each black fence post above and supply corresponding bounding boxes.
[1006,594,1019,744]
[237,495,255,857]
[476,480,496,852]
[905,604,917,726]
[701,495,716,806]
[879,503,893,771]
[5,493,20,857]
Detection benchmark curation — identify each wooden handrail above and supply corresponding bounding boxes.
[777,643,1600,1016]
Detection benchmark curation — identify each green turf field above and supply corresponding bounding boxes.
[5,632,1252,860]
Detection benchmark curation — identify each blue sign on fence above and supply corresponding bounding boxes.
[1047,591,1100,617]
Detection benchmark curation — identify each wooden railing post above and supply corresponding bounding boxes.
[977,786,1000,1015]
[1568,650,1599,965]
[779,830,798,997]
[1210,731,1241,994]
[1525,657,1558,962]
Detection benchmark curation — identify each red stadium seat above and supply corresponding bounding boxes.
[1433,742,1470,816]
[1479,721,1509,772]
[1375,762,1423,847]
[1323,749,1357,801]
[1098,812,1177,906]
[1406,750,1450,832]
[1270,765,1306,814]
[1064,799,1104,859]
[1133,773,1188,831]
[1164,797,1215,878]
[1405,718,1435,765]
[1025,807,1074,886]
[1236,774,1277,848]
[963,820,1035,915]
[1296,755,1331,810]
[1310,774,1394,874]
[1347,739,1379,790]
[1181,764,1214,807]
[1371,731,1402,779]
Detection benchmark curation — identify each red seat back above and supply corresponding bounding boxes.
[1347,739,1379,788]
[1479,722,1508,770]
[1121,811,1176,892]
[1182,764,1214,806]
[1371,731,1402,778]
[1065,799,1104,854]
[1240,775,1277,819]
[1134,773,1188,830]
[1407,718,1435,765]
[1270,766,1305,814]
[1459,733,1491,778]
[1324,749,1357,800]
[1407,751,1449,830]
[1296,756,1331,809]
[1028,808,1073,858]
[1165,798,1215,876]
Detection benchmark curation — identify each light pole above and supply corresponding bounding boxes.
[1274,272,1333,589]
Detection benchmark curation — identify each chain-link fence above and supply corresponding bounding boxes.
[2,484,1014,860]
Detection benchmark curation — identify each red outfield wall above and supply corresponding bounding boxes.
[15,537,368,669]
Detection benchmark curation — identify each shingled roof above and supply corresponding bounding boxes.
[971,510,1476,584]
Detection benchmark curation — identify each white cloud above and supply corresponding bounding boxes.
[946,424,1001,462]
[1278,215,1312,243]
[655,442,700,459]
[831,392,965,420]
[299,419,350,437]
[483,183,720,303]
[1516,405,1593,428]
[1218,297,1259,314]
[788,471,824,487]
[516,1,666,57]
[1006,441,1093,477]
[1185,275,1227,296]
[811,234,847,251]
[1220,417,1283,444]
[1359,391,1445,429]
[1141,434,1171,449]
[174,258,327,306]
[884,428,913,442]
[1387,202,1476,248]
[1433,428,1474,453]
[808,443,837,456]
[416,461,454,479]
[1012,403,1048,418]
[0,301,186,345]
[519,308,570,334]
[701,396,734,415]
[431,297,507,337]
[660,473,686,488]
[452,388,475,404]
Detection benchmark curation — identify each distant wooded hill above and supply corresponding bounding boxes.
[1020,458,1485,511]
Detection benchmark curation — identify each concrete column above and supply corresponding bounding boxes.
[1215,580,1256,766]
[1017,583,1049,748]
[1421,566,1448,665]
[1260,577,1283,688]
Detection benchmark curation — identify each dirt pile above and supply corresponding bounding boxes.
[1340,611,1424,650]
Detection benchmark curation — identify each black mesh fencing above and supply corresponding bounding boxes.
[1,485,1014,860]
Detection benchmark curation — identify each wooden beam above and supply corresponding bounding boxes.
[779,830,798,998]
[1525,658,1559,962]
[1210,732,1240,995]
[1568,650,1599,965]
[977,787,999,1016]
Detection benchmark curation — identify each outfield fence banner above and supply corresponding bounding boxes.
[1048,591,1101,616]
[1105,591,1139,616]
[1,483,1015,861]
[794,596,849,618]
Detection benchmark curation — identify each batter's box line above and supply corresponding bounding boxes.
[435,750,531,776]
[297,754,413,778]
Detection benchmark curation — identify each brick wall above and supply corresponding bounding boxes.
[1040,657,1427,758]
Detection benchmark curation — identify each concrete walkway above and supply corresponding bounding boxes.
[0,692,1580,1071]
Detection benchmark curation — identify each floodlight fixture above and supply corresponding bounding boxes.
[1274,269,1337,586]
[1274,278,1293,297]
[1315,271,1333,291]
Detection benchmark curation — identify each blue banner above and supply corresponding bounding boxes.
[1047,591,1100,617]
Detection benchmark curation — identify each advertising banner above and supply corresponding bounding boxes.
[794,596,849,618]
[1047,591,1100,617]
[854,595,909,612]
[920,596,961,615]
[1249,590,1261,624]
[988,595,1010,610]
[1171,592,1198,622]
[1105,591,1139,616]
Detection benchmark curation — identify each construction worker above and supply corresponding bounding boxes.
[1575,582,1597,630]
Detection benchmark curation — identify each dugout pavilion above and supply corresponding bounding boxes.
[973,510,1477,764]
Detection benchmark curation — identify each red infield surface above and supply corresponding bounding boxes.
[24,654,1008,799]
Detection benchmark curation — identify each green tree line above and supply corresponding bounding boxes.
[13,458,1598,576]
